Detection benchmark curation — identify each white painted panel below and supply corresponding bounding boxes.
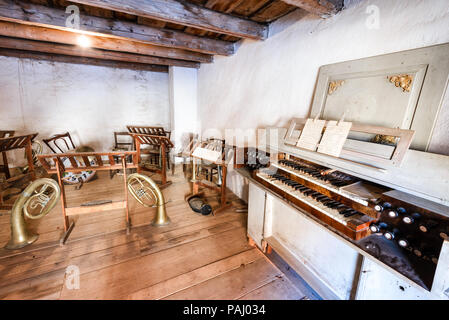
[355,257,439,300]
[247,182,266,249]
[270,196,360,300]
[169,67,198,154]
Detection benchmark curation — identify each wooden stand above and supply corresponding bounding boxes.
[38,151,138,245]
[0,133,38,209]
[129,133,174,189]
[186,142,232,215]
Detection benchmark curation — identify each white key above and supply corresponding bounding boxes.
[257,172,349,226]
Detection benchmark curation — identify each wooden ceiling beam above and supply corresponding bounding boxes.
[0,48,169,73]
[68,0,268,40]
[0,20,212,63]
[0,36,200,68]
[281,0,343,17]
[0,0,234,56]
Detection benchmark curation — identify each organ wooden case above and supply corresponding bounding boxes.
[236,44,449,300]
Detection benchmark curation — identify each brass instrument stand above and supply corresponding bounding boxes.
[38,151,138,245]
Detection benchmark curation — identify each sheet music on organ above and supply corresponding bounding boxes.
[296,118,326,151]
[317,120,352,157]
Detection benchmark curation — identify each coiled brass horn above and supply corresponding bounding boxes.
[127,173,170,226]
[5,178,60,250]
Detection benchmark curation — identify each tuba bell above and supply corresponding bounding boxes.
[5,178,60,250]
[127,173,170,226]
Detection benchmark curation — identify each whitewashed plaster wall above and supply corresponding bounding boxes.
[169,66,199,157]
[0,56,169,166]
[197,0,449,199]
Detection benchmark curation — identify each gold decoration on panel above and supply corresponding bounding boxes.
[328,80,345,95]
[127,173,170,226]
[388,74,413,92]
[5,178,60,250]
[371,134,397,146]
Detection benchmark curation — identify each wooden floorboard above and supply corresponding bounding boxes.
[0,166,302,300]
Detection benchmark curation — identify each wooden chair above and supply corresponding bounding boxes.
[113,132,134,151]
[0,130,15,180]
[110,132,134,179]
[43,132,76,154]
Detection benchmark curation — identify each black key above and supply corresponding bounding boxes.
[303,190,314,196]
[344,211,359,218]
[327,201,340,207]
[316,195,328,201]
[340,209,353,215]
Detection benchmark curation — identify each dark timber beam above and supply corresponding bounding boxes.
[0,0,235,56]
[0,36,200,68]
[281,0,344,17]
[0,48,169,73]
[68,0,269,40]
[0,20,212,63]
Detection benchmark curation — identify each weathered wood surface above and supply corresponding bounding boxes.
[0,168,302,300]
[0,36,200,68]
[281,0,343,17]
[0,0,234,55]
[0,20,212,63]
[68,0,268,40]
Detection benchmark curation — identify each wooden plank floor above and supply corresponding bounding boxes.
[0,167,305,300]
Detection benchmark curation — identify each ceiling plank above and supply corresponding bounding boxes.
[0,48,169,73]
[0,36,200,68]
[0,0,234,55]
[67,0,268,39]
[0,20,213,63]
[280,0,343,17]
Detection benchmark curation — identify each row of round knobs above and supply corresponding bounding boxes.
[369,222,439,264]
[374,202,447,237]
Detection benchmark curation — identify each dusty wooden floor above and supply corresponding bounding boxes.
[0,167,305,300]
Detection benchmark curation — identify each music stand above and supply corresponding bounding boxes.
[186,140,232,215]
[129,133,174,188]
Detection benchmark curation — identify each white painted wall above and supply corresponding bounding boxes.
[197,0,449,199]
[0,56,169,166]
[169,66,199,156]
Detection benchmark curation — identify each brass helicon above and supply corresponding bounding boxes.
[127,173,170,226]
[5,178,60,250]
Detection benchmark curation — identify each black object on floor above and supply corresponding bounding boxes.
[188,195,213,216]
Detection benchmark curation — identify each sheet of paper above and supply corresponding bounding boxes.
[317,120,352,157]
[296,119,326,151]
[192,147,221,163]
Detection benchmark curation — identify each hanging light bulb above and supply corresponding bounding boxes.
[77,35,91,48]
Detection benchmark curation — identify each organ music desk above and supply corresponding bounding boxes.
[235,127,449,300]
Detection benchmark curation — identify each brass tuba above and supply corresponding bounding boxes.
[5,178,60,250]
[127,173,170,226]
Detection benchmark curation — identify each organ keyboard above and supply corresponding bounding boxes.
[238,145,449,292]
[248,152,384,240]
[255,169,373,240]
